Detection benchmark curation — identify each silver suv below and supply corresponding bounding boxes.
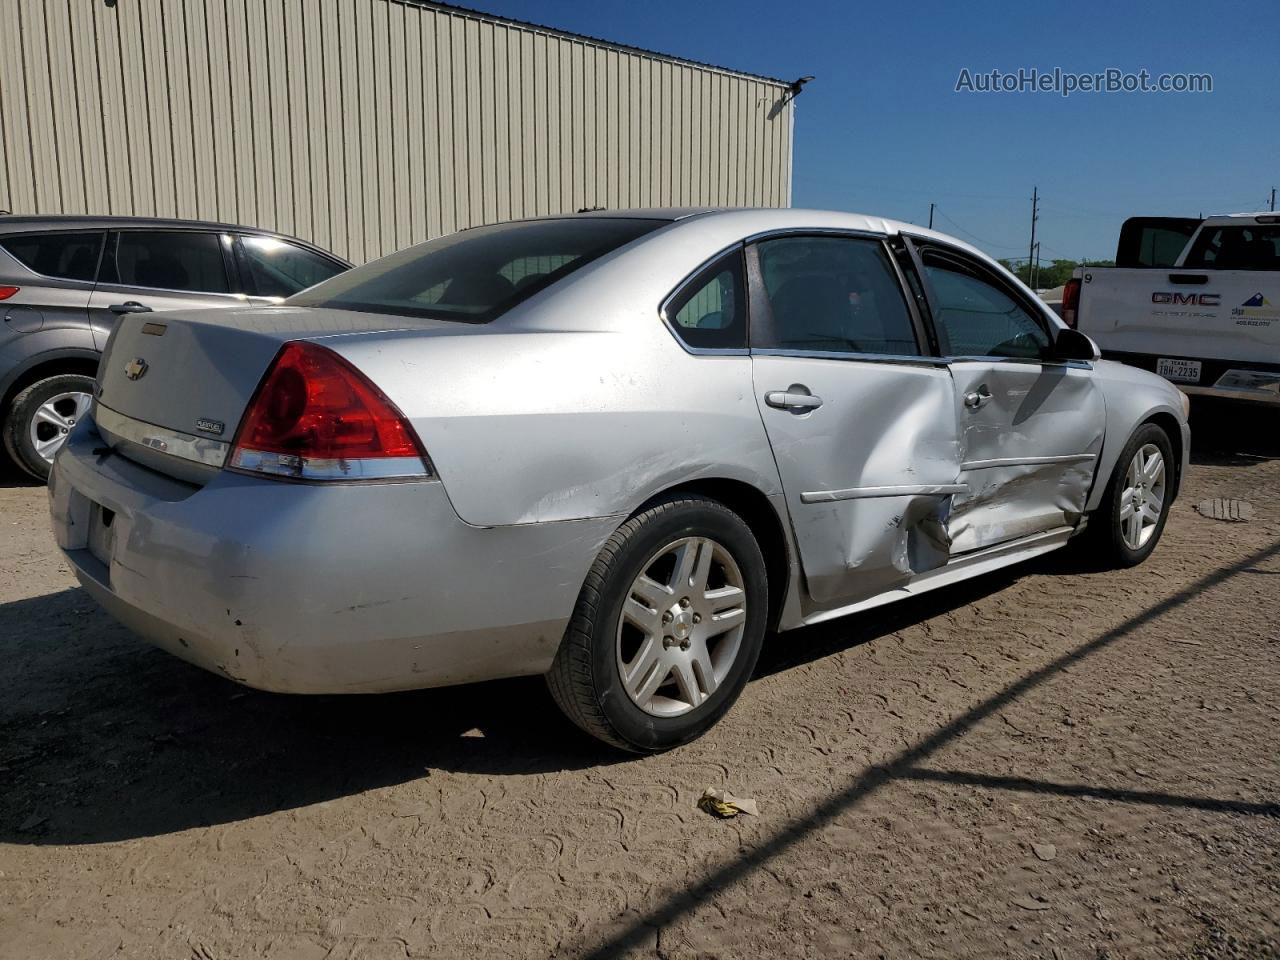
[0,215,349,480]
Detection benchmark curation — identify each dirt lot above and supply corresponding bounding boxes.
[1,400,1278,960]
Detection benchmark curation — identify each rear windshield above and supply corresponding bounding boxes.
[1182,225,1280,271]
[288,217,666,322]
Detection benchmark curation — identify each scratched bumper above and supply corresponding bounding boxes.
[48,420,615,693]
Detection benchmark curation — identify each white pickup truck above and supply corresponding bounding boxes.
[1064,212,1280,404]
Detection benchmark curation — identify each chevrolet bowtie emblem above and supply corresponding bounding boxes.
[124,357,148,381]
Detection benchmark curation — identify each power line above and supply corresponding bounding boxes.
[932,209,1025,251]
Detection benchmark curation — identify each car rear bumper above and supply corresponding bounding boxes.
[48,419,616,694]
[1103,350,1280,406]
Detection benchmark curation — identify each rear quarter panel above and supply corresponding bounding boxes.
[325,219,787,528]
[333,324,779,528]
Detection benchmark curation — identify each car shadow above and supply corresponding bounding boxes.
[0,459,40,489]
[0,552,1063,846]
[1188,396,1280,467]
[0,585,628,846]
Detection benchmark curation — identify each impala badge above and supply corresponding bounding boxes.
[124,357,148,381]
[195,418,225,436]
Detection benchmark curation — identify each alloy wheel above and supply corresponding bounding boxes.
[1119,442,1166,550]
[29,391,92,464]
[615,536,748,718]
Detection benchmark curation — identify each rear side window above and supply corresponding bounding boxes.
[664,249,747,350]
[752,235,920,356]
[0,231,104,281]
[236,235,346,297]
[1183,225,1280,271]
[922,254,1050,359]
[289,217,666,322]
[110,231,231,293]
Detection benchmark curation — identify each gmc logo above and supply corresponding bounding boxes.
[1152,292,1220,306]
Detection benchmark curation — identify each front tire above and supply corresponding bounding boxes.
[1089,422,1174,568]
[546,494,768,753]
[2,374,96,483]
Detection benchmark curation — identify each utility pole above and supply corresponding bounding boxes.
[1028,186,1039,288]
[928,203,935,229]
[1271,187,1276,212]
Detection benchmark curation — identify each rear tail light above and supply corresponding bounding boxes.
[1061,277,1081,328]
[0,285,20,301]
[229,341,432,481]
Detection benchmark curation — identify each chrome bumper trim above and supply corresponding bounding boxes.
[1182,384,1280,405]
[94,402,231,469]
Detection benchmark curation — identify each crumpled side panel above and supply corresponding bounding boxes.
[948,459,1094,554]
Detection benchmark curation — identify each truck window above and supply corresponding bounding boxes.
[1115,217,1200,268]
[1183,225,1280,271]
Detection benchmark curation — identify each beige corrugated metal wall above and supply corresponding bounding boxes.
[0,0,794,263]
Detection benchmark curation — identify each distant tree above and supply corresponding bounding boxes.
[996,257,1113,290]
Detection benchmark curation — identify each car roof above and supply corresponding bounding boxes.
[514,206,972,246]
[1202,211,1280,226]
[1,213,272,232]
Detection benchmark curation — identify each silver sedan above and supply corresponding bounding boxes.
[49,209,1190,752]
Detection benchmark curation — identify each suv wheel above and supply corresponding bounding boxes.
[3,374,96,482]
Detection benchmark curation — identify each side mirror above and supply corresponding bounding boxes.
[1053,328,1100,362]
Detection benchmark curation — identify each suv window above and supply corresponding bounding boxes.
[236,235,345,298]
[290,217,665,322]
[0,231,104,282]
[109,231,231,293]
[922,253,1051,359]
[664,249,747,350]
[1183,225,1280,271]
[753,235,919,356]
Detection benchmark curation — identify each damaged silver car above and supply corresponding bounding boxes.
[48,209,1190,752]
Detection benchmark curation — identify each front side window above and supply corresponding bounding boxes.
[752,235,919,356]
[664,249,747,350]
[236,235,346,297]
[290,217,666,322]
[1183,225,1280,271]
[111,231,230,293]
[0,231,104,282]
[922,254,1050,359]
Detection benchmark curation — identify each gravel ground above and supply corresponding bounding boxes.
[1,400,1278,960]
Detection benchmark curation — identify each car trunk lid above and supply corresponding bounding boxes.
[92,306,436,481]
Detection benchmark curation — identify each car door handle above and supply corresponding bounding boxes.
[963,385,993,410]
[765,390,823,411]
[109,301,153,315]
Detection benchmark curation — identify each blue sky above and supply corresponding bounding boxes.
[469,0,1278,261]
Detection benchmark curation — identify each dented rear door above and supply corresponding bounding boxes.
[747,233,963,607]
[752,354,962,605]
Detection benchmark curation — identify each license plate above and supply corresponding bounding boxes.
[1156,358,1202,384]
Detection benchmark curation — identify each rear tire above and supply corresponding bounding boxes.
[2,374,96,483]
[546,494,768,753]
[1087,422,1174,568]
